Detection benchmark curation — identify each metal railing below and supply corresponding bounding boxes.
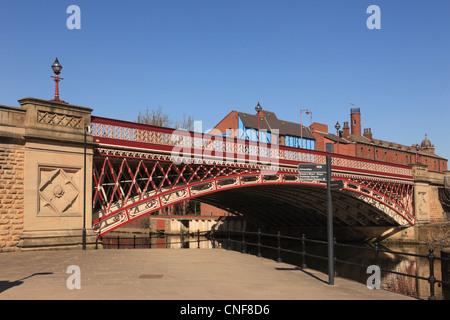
[99,230,210,250]
[98,227,450,300]
[90,116,414,178]
[211,227,450,300]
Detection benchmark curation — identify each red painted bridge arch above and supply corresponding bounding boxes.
[90,116,414,238]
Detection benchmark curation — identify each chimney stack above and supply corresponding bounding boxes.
[350,108,361,136]
[363,128,372,140]
[343,121,350,138]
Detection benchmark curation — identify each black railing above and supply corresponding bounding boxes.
[100,230,210,249]
[332,241,448,300]
[212,228,450,300]
[98,227,450,300]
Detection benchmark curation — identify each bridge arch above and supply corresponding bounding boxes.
[92,154,414,237]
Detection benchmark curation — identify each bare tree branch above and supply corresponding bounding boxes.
[137,106,171,127]
[175,113,194,130]
[136,107,194,131]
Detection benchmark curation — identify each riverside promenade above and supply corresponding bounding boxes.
[0,248,414,300]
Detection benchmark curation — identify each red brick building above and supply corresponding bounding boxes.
[311,107,447,172]
[200,104,448,216]
[213,104,316,150]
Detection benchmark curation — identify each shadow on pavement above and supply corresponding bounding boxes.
[275,267,329,285]
[0,272,53,294]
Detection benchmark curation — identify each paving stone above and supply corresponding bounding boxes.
[0,249,415,300]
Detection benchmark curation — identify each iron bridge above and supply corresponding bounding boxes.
[89,117,415,238]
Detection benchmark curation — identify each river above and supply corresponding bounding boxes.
[215,235,450,300]
[101,233,450,300]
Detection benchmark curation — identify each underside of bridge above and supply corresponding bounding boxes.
[196,185,406,242]
[92,156,413,242]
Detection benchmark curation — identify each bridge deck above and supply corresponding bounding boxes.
[0,249,413,301]
[90,117,416,236]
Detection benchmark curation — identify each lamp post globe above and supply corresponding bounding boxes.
[52,58,62,75]
[255,102,262,113]
[335,122,341,131]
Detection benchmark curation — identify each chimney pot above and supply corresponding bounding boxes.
[363,127,372,139]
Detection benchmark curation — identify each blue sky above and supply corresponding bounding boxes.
[1,1,450,160]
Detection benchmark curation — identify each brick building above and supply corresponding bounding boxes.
[212,103,316,150]
[211,104,447,172]
[200,103,448,216]
[311,107,447,173]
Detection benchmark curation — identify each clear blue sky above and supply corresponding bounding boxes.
[1,1,449,160]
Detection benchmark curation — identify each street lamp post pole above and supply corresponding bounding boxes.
[416,144,420,163]
[255,103,262,142]
[82,125,89,250]
[50,58,68,104]
[335,122,341,154]
[300,109,310,149]
[258,114,260,142]
[326,155,334,285]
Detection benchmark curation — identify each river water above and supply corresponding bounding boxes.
[215,236,450,300]
[101,233,450,300]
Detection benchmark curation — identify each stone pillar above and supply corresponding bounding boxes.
[0,98,96,251]
[385,164,450,244]
[412,163,432,225]
[412,163,450,225]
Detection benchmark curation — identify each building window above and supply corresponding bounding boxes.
[285,135,315,150]
[238,116,271,143]
[326,143,333,153]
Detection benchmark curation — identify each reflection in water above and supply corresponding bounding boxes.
[101,233,449,300]
[382,259,418,298]
[102,234,215,250]
[378,244,450,301]
[213,235,450,300]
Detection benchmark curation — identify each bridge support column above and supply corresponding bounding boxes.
[0,98,97,251]
[386,164,450,244]
[412,163,450,225]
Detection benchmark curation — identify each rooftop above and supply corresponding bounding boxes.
[237,109,315,140]
[346,134,445,159]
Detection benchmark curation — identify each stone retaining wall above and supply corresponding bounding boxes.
[0,145,24,252]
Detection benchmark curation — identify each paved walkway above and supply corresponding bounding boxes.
[0,249,415,300]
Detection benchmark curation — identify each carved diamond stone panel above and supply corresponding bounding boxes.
[38,166,81,216]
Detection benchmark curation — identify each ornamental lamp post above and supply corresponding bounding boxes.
[335,122,341,154]
[415,144,421,163]
[255,102,262,142]
[300,109,310,149]
[50,58,68,104]
[82,124,91,250]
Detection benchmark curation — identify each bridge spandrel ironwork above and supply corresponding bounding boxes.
[90,117,415,237]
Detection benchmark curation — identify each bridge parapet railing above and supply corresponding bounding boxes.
[90,117,413,179]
